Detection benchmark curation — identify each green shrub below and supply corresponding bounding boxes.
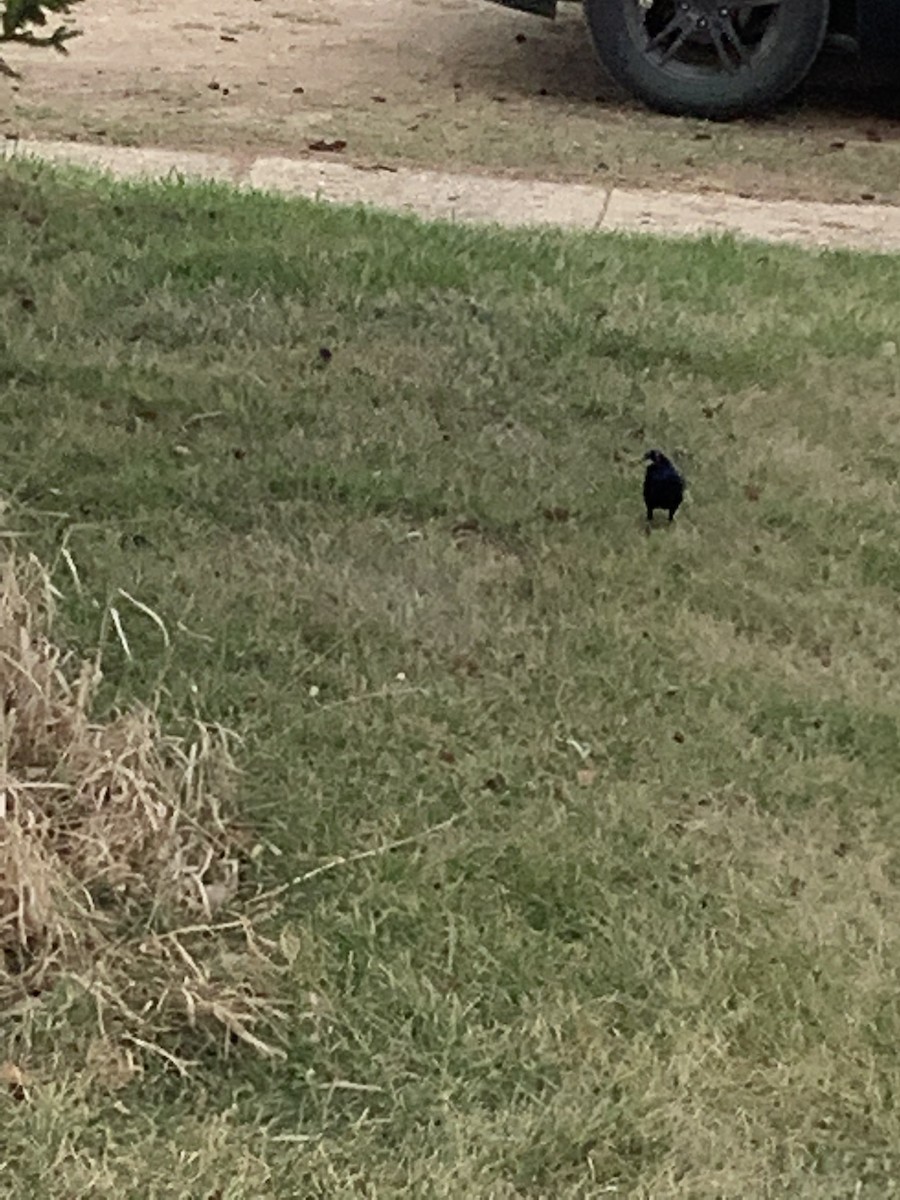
[1,0,82,78]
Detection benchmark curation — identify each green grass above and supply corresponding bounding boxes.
[4,160,900,1197]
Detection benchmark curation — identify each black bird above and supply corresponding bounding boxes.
[643,449,684,525]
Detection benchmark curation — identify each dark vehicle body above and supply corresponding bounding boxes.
[485,0,900,119]
[858,0,900,68]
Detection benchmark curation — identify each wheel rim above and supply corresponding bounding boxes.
[627,0,783,79]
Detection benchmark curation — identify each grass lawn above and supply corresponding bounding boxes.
[3,161,900,1198]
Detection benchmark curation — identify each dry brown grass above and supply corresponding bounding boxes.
[0,551,285,1075]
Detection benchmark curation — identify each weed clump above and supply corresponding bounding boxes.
[0,553,284,1073]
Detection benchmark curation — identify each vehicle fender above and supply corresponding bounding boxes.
[483,0,558,17]
[856,0,900,65]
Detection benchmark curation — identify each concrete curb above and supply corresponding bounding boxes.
[5,136,900,253]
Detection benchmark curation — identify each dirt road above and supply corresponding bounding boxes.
[3,0,900,204]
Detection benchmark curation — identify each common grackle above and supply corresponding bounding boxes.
[643,449,684,525]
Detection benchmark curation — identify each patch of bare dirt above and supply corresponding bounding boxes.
[2,0,900,204]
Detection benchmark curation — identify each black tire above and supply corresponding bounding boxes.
[584,0,830,120]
